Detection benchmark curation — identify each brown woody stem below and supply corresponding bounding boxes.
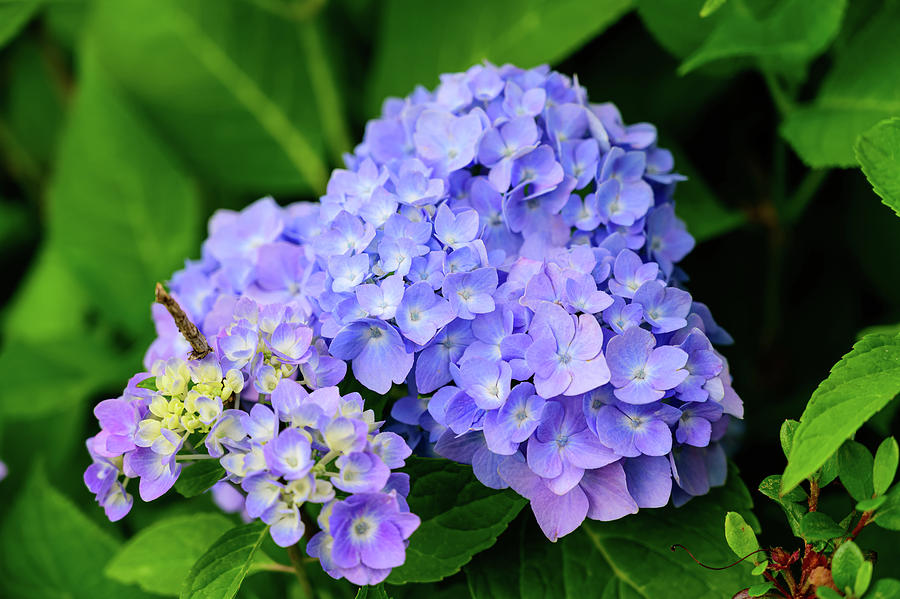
[154,282,211,359]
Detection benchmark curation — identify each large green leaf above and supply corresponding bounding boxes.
[781,3,900,168]
[89,0,328,193]
[0,335,127,419]
[106,514,236,596]
[46,45,200,338]
[1,243,89,342]
[782,332,900,493]
[366,0,632,114]
[856,118,900,217]
[467,470,756,598]
[385,458,526,584]
[679,0,845,75]
[106,513,279,597]
[0,0,42,49]
[1,36,66,171]
[180,521,269,599]
[0,467,154,598]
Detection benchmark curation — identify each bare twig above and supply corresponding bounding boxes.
[154,283,211,359]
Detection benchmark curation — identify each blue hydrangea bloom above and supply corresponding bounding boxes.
[85,61,744,573]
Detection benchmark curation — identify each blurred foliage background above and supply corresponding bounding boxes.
[0,0,899,597]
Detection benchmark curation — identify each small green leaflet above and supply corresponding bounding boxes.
[798,512,845,542]
[174,460,227,498]
[137,376,158,391]
[724,511,759,559]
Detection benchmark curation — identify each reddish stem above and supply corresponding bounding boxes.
[808,479,819,512]
[848,511,872,541]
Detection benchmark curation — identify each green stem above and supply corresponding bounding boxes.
[762,70,794,118]
[287,543,313,598]
[175,453,219,461]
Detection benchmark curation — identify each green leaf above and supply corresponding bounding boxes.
[780,419,799,458]
[467,469,756,598]
[856,118,900,218]
[386,458,526,584]
[0,0,42,49]
[759,475,806,536]
[174,460,227,498]
[856,496,887,512]
[137,376,158,391]
[2,243,91,342]
[90,0,328,193]
[367,0,631,114]
[781,3,900,168]
[0,467,154,598]
[832,541,865,594]
[781,332,900,493]
[355,584,390,599]
[839,440,875,502]
[106,513,237,596]
[2,36,66,172]
[819,452,841,487]
[700,0,727,17]
[751,561,768,576]
[866,578,900,599]
[873,437,899,495]
[799,511,846,541]
[725,511,759,559]
[856,560,873,598]
[47,43,200,338]
[679,0,846,75]
[636,0,723,60]
[0,334,128,419]
[817,588,843,599]
[180,521,268,599]
[874,484,900,530]
[748,582,775,597]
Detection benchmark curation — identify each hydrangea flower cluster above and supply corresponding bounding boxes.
[86,61,743,573]
[85,296,418,585]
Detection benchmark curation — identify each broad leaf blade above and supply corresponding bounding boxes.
[106,513,236,596]
[367,0,631,114]
[0,467,154,598]
[855,118,900,217]
[782,332,900,493]
[180,521,268,599]
[386,458,526,584]
[90,0,328,193]
[47,44,200,338]
[468,469,756,598]
[781,3,900,167]
[679,0,845,75]
[0,0,42,49]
